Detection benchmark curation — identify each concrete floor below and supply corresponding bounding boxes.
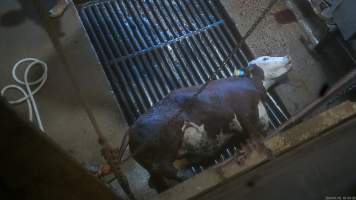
[0,0,334,199]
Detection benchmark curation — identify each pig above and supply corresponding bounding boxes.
[128,56,292,192]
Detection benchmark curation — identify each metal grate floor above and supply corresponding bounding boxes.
[79,0,289,126]
[79,0,290,171]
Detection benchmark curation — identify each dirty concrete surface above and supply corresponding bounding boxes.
[0,0,332,199]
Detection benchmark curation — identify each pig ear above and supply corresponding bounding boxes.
[246,63,258,72]
[247,63,266,86]
[247,61,256,68]
[182,121,188,131]
[199,124,205,131]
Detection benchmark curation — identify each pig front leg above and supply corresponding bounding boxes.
[234,108,273,164]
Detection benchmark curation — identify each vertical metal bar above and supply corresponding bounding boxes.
[172,0,220,80]
[175,0,225,78]
[165,1,212,81]
[159,1,204,85]
[147,0,193,87]
[267,93,289,121]
[100,4,161,105]
[134,0,179,91]
[93,5,152,110]
[111,1,162,103]
[104,4,162,103]
[87,7,147,114]
[131,1,186,89]
[204,0,250,65]
[193,0,245,71]
[179,0,230,78]
[265,102,282,127]
[125,1,170,96]
[165,1,207,84]
[107,2,172,95]
[81,9,139,120]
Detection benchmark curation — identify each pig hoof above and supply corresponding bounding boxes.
[254,139,274,160]
[234,153,247,166]
[262,146,274,160]
[233,143,252,166]
[177,169,194,180]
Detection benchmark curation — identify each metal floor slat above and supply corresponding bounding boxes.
[79,0,289,128]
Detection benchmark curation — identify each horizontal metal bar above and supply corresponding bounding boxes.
[106,20,224,65]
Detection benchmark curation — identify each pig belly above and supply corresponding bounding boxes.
[178,121,234,157]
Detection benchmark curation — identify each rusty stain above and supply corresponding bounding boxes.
[273,9,297,24]
[215,165,228,180]
[214,150,268,180]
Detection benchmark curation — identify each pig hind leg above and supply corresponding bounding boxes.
[148,171,170,192]
[149,160,189,192]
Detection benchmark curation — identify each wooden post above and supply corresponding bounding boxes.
[0,98,123,200]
